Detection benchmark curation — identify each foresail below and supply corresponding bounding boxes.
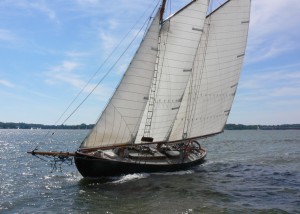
[135,0,209,144]
[169,0,251,140]
[81,11,160,148]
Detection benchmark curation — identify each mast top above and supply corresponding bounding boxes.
[160,0,167,22]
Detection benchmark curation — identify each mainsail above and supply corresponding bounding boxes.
[135,0,210,143]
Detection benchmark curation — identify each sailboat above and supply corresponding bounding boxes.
[28,0,251,177]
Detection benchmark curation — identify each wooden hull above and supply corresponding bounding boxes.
[74,150,206,177]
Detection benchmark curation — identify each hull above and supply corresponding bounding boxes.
[74,149,206,177]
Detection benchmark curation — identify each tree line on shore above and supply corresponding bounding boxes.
[0,122,299,130]
[0,122,94,130]
[225,124,300,130]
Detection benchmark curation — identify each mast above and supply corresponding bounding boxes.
[160,0,167,22]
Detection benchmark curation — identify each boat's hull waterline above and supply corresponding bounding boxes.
[74,147,207,177]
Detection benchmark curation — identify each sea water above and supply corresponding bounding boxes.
[0,129,299,213]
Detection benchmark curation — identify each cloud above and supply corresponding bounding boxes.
[65,51,90,57]
[241,65,300,87]
[115,63,128,76]
[0,29,18,43]
[0,79,15,88]
[52,61,78,73]
[76,0,101,7]
[1,0,60,23]
[247,0,300,63]
[108,19,119,30]
[238,67,300,109]
[45,61,84,88]
[29,2,57,21]
[99,31,118,53]
[45,60,114,101]
[271,86,300,97]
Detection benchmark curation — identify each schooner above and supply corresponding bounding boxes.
[28,0,251,177]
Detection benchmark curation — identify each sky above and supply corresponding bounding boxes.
[0,0,299,126]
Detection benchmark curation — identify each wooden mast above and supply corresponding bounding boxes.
[160,0,167,22]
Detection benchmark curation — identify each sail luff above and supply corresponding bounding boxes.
[169,0,251,140]
[81,10,161,148]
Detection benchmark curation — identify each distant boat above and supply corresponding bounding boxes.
[28,0,251,177]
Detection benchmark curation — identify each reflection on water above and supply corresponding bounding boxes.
[0,129,299,213]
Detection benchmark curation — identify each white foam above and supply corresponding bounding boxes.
[152,170,194,176]
[65,172,83,182]
[110,173,149,184]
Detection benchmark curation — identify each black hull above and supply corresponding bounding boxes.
[74,152,206,177]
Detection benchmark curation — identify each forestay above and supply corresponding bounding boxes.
[81,10,161,148]
[169,0,251,140]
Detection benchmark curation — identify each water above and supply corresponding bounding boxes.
[0,129,299,213]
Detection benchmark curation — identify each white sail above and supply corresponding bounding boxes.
[135,0,209,143]
[81,11,161,148]
[169,0,251,140]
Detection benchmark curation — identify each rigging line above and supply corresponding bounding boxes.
[44,1,159,138]
[60,11,155,127]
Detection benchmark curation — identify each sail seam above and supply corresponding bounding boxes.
[123,82,149,88]
[126,67,155,72]
[167,20,205,28]
[192,27,203,32]
[161,41,202,49]
[116,88,152,95]
[164,34,204,43]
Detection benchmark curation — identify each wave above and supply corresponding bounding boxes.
[110,173,150,184]
[152,170,194,176]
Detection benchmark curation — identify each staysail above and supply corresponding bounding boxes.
[81,10,161,148]
[169,0,251,140]
[135,0,210,143]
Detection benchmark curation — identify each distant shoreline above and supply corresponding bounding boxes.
[224,124,300,130]
[0,122,94,130]
[0,122,299,130]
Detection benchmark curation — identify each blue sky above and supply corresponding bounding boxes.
[0,0,299,125]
